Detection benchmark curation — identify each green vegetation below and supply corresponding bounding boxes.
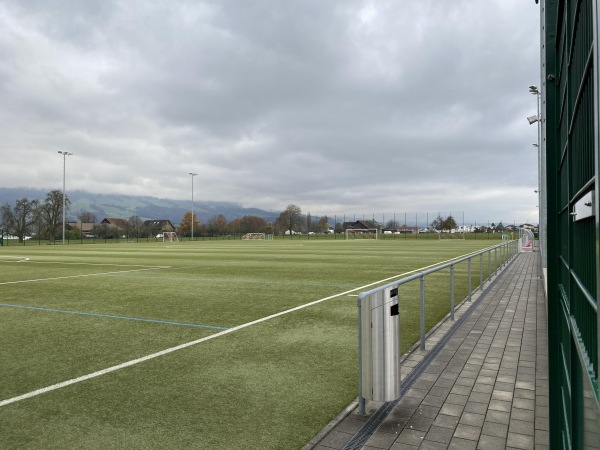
[0,237,506,449]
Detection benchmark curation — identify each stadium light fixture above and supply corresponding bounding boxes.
[58,151,73,245]
[527,115,539,125]
[189,172,198,241]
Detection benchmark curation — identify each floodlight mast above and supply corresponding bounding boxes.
[528,85,542,260]
[58,151,73,245]
[189,172,198,241]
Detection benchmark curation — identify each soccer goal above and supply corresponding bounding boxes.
[345,229,378,240]
[242,233,266,240]
[163,232,179,243]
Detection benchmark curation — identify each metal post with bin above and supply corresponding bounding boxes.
[358,285,401,415]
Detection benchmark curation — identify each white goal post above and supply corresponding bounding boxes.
[163,232,179,243]
[345,229,379,240]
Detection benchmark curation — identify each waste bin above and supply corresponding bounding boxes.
[359,285,401,402]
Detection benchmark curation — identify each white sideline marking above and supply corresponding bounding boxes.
[0,266,171,286]
[0,250,483,408]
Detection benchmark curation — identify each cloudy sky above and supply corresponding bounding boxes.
[0,0,542,224]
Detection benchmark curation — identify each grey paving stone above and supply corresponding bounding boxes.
[509,418,535,436]
[477,434,507,449]
[488,399,512,412]
[439,403,465,417]
[334,417,365,435]
[481,420,508,438]
[389,443,419,450]
[448,437,477,449]
[485,409,510,425]
[472,383,494,394]
[317,430,354,449]
[468,391,492,404]
[534,415,549,431]
[450,384,472,396]
[430,411,458,427]
[446,393,469,406]
[421,394,446,408]
[406,415,433,432]
[506,432,534,449]
[395,428,426,447]
[513,388,535,400]
[513,397,535,411]
[453,423,481,441]
[425,425,455,444]
[511,407,534,423]
[364,430,399,449]
[463,401,488,415]
[419,439,449,450]
[459,411,485,427]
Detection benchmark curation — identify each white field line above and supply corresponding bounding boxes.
[0,249,483,408]
[0,266,171,286]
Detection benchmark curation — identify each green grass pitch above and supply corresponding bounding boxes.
[0,237,506,449]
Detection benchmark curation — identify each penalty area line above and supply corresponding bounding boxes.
[0,249,482,408]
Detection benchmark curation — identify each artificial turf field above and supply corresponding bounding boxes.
[0,237,505,449]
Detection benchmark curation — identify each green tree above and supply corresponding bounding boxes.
[0,198,40,242]
[441,215,458,230]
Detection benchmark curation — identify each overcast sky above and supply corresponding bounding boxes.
[0,0,542,224]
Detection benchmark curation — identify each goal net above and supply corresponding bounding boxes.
[242,233,266,240]
[345,229,378,240]
[163,232,179,243]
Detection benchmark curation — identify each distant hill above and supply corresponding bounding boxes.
[0,188,279,225]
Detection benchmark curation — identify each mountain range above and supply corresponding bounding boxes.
[0,188,280,225]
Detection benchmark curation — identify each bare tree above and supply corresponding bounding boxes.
[77,211,97,223]
[128,215,143,238]
[0,198,40,242]
[276,204,302,235]
[39,190,70,240]
[317,215,329,233]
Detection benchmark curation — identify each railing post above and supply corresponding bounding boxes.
[420,275,425,351]
[488,249,491,281]
[450,264,455,320]
[357,297,365,415]
[480,253,483,290]
[494,247,497,275]
[468,257,472,302]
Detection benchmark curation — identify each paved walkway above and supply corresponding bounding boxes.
[306,252,549,450]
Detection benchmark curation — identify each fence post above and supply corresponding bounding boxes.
[494,247,497,275]
[468,257,472,302]
[480,253,483,290]
[420,275,426,351]
[450,265,455,320]
[357,297,365,415]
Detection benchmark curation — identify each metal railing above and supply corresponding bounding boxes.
[357,239,520,414]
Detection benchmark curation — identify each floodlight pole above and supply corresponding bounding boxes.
[58,151,73,245]
[529,85,542,257]
[189,172,198,241]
